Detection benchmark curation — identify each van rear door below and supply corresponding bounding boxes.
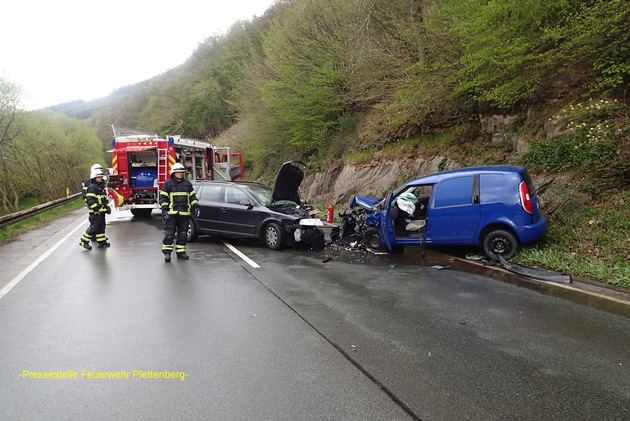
[426,175,480,243]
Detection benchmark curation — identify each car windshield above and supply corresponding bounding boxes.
[244,184,273,206]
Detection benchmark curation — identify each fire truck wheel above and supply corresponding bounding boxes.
[264,222,285,250]
[187,220,198,242]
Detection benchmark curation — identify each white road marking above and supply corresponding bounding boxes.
[222,241,261,268]
[0,219,86,300]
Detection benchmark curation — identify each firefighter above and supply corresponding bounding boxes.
[159,163,200,262]
[81,164,106,198]
[80,168,111,250]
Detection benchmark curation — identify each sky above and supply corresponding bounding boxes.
[1,0,277,110]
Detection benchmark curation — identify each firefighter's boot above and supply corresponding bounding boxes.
[98,242,111,248]
[164,252,171,263]
[176,252,189,260]
[80,241,92,250]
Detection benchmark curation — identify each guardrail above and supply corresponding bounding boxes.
[0,193,82,230]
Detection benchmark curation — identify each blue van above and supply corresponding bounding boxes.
[342,166,548,258]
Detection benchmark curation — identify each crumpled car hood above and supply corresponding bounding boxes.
[349,195,383,211]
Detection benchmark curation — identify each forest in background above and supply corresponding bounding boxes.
[1,0,628,285]
[83,0,629,177]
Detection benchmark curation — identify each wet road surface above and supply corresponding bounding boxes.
[1,209,629,420]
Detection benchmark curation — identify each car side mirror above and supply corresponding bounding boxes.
[239,200,254,209]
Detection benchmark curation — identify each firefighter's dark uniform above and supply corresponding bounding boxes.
[81,178,90,199]
[80,179,111,249]
[82,175,107,199]
[159,173,199,260]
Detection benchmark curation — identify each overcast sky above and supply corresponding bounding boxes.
[2,0,276,110]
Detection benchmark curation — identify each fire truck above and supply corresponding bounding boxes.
[107,126,243,217]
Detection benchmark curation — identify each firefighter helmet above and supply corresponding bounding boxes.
[91,163,104,171]
[171,163,186,174]
[90,168,106,179]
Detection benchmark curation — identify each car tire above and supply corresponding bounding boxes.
[483,229,518,259]
[187,219,198,243]
[264,222,285,250]
[363,227,384,252]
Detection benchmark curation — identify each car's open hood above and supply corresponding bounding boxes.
[349,195,383,211]
[271,161,306,204]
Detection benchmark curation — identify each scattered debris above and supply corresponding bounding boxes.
[431,265,451,270]
[466,253,485,261]
[321,256,332,263]
[496,254,572,284]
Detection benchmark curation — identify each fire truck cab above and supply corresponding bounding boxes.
[108,130,243,217]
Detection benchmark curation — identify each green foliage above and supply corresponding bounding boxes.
[523,137,615,173]
[7,111,103,203]
[415,0,630,108]
[522,99,625,179]
[515,189,630,288]
[347,147,377,165]
[515,247,630,289]
[243,0,358,163]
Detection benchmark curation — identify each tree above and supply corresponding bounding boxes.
[10,111,103,203]
[0,76,24,213]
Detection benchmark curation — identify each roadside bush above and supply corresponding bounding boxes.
[522,99,624,175]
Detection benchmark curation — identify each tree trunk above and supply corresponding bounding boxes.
[410,0,425,63]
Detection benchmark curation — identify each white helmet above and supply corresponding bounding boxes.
[91,163,104,172]
[90,168,106,179]
[171,163,186,174]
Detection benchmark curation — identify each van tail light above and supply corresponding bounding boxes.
[519,181,532,214]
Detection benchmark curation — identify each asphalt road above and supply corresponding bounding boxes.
[1,209,629,420]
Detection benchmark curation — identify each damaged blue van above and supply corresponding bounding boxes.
[341,166,548,259]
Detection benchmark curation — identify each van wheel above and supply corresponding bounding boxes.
[363,227,384,252]
[264,222,285,250]
[483,229,517,260]
[187,220,198,243]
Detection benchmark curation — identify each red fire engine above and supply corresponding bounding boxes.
[107,127,243,217]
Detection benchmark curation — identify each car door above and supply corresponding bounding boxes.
[380,192,396,251]
[195,184,223,232]
[426,175,481,244]
[218,186,257,236]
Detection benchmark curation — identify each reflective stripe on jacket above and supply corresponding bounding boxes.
[159,176,198,216]
[85,182,109,214]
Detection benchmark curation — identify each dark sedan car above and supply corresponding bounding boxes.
[188,163,326,250]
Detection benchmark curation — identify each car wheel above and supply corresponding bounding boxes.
[187,220,198,242]
[264,222,285,250]
[363,227,384,252]
[483,229,518,259]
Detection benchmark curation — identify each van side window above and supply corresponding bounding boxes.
[434,176,473,208]
[480,174,504,204]
[199,185,222,202]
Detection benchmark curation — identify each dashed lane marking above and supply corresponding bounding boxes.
[222,241,261,269]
